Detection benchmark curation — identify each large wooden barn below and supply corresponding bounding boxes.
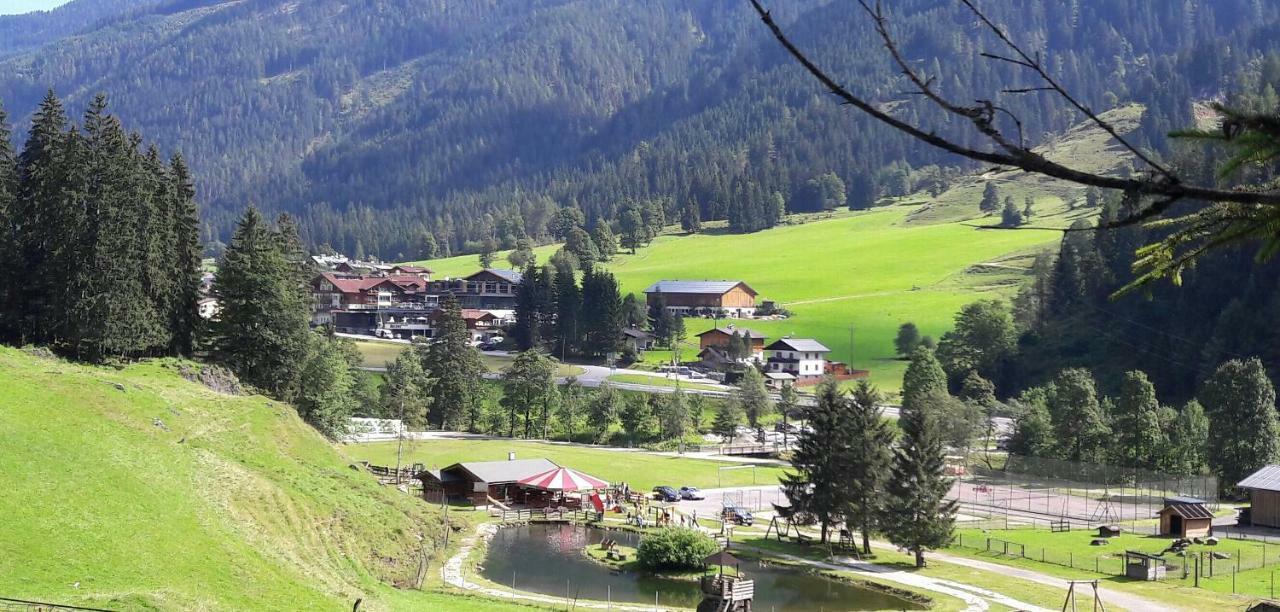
[1239,465,1280,528]
[643,280,758,317]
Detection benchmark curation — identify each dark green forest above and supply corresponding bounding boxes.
[2,0,1278,259]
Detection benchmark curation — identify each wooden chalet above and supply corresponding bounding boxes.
[697,326,766,359]
[643,280,758,317]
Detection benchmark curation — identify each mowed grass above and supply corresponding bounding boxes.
[0,346,522,611]
[343,439,787,492]
[410,208,1058,393]
[606,373,725,392]
[352,340,584,376]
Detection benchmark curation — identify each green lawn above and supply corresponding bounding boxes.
[0,346,485,611]
[409,207,1058,394]
[343,439,787,491]
[606,373,725,392]
[352,340,584,377]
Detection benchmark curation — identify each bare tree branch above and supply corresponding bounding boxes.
[746,0,1280,209]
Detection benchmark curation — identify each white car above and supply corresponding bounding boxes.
[679,486,705,500]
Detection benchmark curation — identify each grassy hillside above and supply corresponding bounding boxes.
[0,347,532,611]
[411,208,1057,391]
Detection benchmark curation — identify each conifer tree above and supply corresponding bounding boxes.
[587,383,622,443]
[0,102,17,341]
[593,224,617,261]
[781,378,850,543]
[777,380,798,448]
[711,400,742,442]
[647,290,673,346]
[680,198,701,233]
[1000,196,1023,227]
[978,182,1000,213]
[382,348,434,428]
[901,347,947,410]
[580,267,623,358]
[1022,195,1035,219]
[14,91,71,344]
[845,380,894,554]
[512,262,544,350]
[296,332,360,438]
[167,154,202,355]
[894,322,921,358]
[500,348,557,438]
[883,389,956,567]
[552,265,581,358]
[424,295,487,430]
[213,206,311,398]
[620,394,656,444]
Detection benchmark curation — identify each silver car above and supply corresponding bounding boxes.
[679,486,705,500]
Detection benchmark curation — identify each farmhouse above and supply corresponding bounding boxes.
[643,280,758,317]
[1239,465,1280,528]
[697,325,766,361]
[417,457,559,506]
[765,338,831,384]
[1157,497,1213,538]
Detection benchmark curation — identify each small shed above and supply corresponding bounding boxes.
[1239,465,1280,528]
[1158,497,1214,538]
[1123,550,1167,581]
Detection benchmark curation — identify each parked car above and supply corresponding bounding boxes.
[722,505,753,526]
[679,486,705,500]
[479,339,503,351]
[652,486,680,502]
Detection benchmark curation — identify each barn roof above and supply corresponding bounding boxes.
[643,280,756,296]
[765,338,831,353]
[697,326,766,339]
[1239,465,1280,492]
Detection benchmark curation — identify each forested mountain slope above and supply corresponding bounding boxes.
[1,0,1277,258]
[0,0,162,58]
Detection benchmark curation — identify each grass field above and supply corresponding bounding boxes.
[411,208,1058,392]
[342,439,787,492]
[352,340,583,376]
[0,346,530,611]
[606,373,725,392]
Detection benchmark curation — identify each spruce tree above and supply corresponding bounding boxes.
[901,347,947,410]
[1200,358,1280,488]
[213,206,311,398]
[381,348,434,428]
[647,290,673,346]
[735,366,772,428]
[593,224,617,261]
[845,380,894,554]
[296,332,359,438]
[586,383,622,443]
[0,102,17,341]
[711,400,742,442]
[167,154,202,355]
[894,322,920,358]
[883,389,956,567]
[580,267,623,358]
[781,379,850,543]
[978,182,1000,213]
[14,91,71,344]
[513,262,543,350]
[1000,196,1023,227]
[424,295,487,430]
[680,197,701,233]
[552,265,581,358]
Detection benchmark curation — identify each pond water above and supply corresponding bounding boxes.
[479,523,926,611]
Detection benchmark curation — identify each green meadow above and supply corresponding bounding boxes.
[0,347,529,611]
[411,208,1058,392]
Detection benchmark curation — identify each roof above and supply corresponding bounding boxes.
[1239,465,1280,491]
[622,328,651,339]
[390,265,432,274]
[765,372,796,380]
[466,269,523,283]
[643,280,756,296]
[1160,501,1214,520]
[765,338,832,353]
[697,326,766,339]
[445,458,559,484]
[317,272,413,294]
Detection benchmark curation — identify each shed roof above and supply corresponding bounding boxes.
[1160,502,1214,520]
[622,328,652,339]
[643,280,756,296]
[1239,465,1280,492]
[765,338,831,353]
[447,458,559,484]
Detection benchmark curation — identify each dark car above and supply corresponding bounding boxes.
[722,505,754,526]
[652,486,679,502]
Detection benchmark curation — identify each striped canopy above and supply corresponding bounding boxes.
[518,467,609,491]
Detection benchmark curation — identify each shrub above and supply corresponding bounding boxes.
[635,528,720,571]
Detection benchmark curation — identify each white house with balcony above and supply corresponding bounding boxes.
[764,338,831,384]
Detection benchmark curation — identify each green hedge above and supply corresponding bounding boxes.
[635,527,720,571]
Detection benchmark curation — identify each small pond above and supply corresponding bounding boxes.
[480,523,926,611]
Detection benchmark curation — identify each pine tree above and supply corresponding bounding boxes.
[593,224,617,261]
[781,379,851,542]
[648,290,673,346]
[213,206,311,398]
[901,347,947,411]
[382,348,434,428]
[167,154,202,356]
[1000,196,1024,227]
[14,91,71,344]
[711,400,742,442]
[1022,195,1035,219]
[660,389,690,442]
[620,393,655,445]
[296,332,359,438]
[513,262,544,350]
[979,182,1000,213]
[0,102,18,341]
[580,267,623,358]
[552,265,581,358]
[619,205,644,253]
[1201,358,1280,487]
[883,390,956,567]
[845,380,895,554]
[424,295,487,430]
[680,197,702,233]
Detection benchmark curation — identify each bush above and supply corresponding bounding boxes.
[635,528,720,571]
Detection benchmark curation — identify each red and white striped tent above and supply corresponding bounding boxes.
[517,466,609,491]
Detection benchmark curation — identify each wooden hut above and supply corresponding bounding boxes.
[1123,550,1166,581]
[417,457,558,506]
[1158,497,1214,538]
[1239,465,1280,528]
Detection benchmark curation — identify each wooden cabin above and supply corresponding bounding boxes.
[1239,465,1280,528]
[1158,497,1213,538]
[418,457,557,506]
